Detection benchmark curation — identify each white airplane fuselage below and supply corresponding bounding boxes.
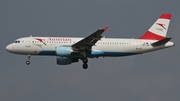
[6,37,174,57]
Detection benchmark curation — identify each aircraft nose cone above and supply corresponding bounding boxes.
[6,45,11,52]
[6,44,14,52]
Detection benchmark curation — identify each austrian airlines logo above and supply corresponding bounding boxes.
[35,38,46,45]
[156,23,166,30]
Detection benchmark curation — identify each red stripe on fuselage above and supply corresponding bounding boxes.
[139,31,165,40]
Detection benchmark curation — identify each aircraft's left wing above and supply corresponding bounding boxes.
[72,27,108,51]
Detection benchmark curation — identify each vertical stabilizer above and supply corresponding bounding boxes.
[139,14,172,40]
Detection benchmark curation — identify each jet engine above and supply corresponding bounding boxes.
[56,46,74,56]
[56,56,78,65]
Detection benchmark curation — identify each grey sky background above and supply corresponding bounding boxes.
[1,0,180,101]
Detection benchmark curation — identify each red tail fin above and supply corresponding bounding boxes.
[139,14,172,40]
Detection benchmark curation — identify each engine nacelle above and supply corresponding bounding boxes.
[56,57,78,65]
[56,46,72,56]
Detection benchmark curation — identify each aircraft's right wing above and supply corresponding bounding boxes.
[72,27,108,51]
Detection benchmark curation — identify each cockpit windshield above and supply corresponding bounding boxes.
[14,40,20,43]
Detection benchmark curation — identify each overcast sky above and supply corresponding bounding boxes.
[1,0,180,101]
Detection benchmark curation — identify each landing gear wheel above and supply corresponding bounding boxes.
[82,58,88,64]
[26,61,30,65]
[83,63,88,69]
[26,54,31,65]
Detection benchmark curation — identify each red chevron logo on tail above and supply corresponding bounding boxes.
[156,23,166,30]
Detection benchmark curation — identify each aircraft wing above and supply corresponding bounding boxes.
[72,27,108,51]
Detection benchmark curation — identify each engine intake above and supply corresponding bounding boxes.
[56,46,72,56]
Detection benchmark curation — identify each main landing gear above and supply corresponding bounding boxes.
[26,54,31,65]
[82,58,88,69]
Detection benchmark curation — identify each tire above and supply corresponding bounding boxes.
[26,61,30,65]
[83,63,88,69]
[82,58,88,64]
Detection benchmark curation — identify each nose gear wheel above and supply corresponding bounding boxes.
[26,54,31,65]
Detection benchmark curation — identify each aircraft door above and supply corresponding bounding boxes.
[25,37,31,47]
[136,40,142,50]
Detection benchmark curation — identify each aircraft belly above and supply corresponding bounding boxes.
[91,44,138,57]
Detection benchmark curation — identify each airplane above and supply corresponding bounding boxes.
[6,14,174,69]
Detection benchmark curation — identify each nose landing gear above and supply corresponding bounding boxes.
[26,54,31,65]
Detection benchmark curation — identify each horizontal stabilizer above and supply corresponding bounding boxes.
[151,38,171,47]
